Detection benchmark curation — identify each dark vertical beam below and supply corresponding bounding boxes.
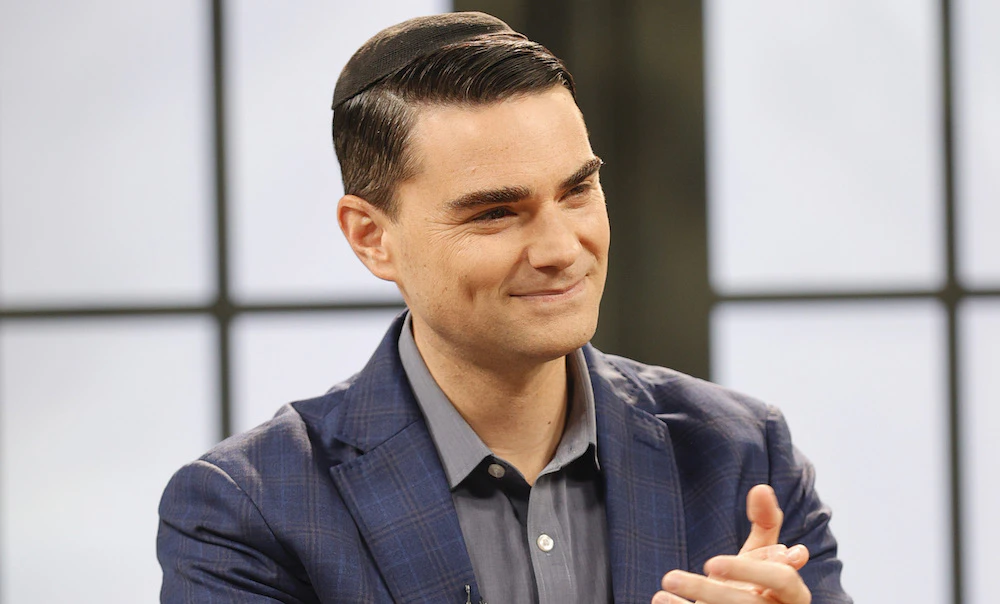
[454,0,713,380]
[940,0,964,602]
[211,0,234,441]
[523,0,573,60]
[600,0,710,380]
[565,0,710,379]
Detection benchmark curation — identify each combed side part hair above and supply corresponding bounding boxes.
[332,34,575,219]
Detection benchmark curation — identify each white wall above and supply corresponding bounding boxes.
[706,1,1000,602]
[3,0,996,602]
[712,300,950,601]
[0,1,445,602]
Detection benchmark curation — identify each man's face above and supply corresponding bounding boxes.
[383,86,610,368]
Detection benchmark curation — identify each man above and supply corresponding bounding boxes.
[158,12,851,604]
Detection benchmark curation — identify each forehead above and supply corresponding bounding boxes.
[402,87,593,199]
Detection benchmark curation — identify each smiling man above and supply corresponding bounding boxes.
[158,12,851,604]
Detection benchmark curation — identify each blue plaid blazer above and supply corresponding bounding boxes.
[158,314,850,603]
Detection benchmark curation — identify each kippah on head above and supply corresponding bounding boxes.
[332,12,525,110]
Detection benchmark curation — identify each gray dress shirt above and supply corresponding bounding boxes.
[398,314,612,604]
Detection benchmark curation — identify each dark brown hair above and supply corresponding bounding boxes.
[332,34,575,219]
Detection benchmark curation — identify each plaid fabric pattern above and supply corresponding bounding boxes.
[158,314,851,603]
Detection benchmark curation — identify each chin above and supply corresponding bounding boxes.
[526,313,599,359]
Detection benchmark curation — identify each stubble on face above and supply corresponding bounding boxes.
[384,87,611,373]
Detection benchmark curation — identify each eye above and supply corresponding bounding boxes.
[566,183,592,197]
[472,206,515,222]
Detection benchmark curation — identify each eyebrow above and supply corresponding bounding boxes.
[559,156,604,191]
[445,156,604,211]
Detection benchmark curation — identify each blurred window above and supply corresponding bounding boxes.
[0,1,446,602]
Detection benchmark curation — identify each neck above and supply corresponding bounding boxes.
[413,325,570,485]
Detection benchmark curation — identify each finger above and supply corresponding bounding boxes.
[736,543,809,570]
[651,590,692,604]
[711,545,783,592]
[739,484,784,554]
[739,544,787,562]
[662,570,766,604]
[787,544,810,571]
[704,555,810,603]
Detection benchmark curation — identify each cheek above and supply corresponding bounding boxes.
[580,206,611,258]
[415,238,501,302]
[455,246,514,296]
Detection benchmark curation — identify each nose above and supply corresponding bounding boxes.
[525,205,581,270]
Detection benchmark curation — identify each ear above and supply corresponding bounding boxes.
[337,194,398,282]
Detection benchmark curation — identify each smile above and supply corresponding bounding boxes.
[510,279,586,301]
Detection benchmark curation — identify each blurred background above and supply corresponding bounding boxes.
[0,0,997,602]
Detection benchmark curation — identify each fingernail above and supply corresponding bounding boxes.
[788,545,804,563]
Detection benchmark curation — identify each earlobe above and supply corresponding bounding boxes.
[337,194,398,282]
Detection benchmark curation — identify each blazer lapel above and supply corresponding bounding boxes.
[324,315,481,603]
[587,347,688,603]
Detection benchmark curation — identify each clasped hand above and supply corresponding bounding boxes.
[651,485,812,604]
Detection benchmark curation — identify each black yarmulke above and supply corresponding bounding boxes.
[331,12,525,110]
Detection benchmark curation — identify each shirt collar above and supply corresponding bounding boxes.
[397,312,599,489]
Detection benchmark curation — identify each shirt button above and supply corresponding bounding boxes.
[536,533,554,552]
[487,463,506,479]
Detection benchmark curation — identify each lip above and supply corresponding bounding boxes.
[510,278,586,301]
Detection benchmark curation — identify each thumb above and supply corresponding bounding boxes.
[739,484,784,554]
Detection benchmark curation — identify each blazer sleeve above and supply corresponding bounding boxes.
[157,459,319,603]
[765,406,853,604]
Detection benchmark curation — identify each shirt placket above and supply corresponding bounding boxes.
[526,472,573,604]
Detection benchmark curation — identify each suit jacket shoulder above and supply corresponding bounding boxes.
[586,347,850,603]
[159,318,479,603]
[158,316,851,603]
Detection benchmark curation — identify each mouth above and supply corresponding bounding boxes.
[510,278,586,301]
